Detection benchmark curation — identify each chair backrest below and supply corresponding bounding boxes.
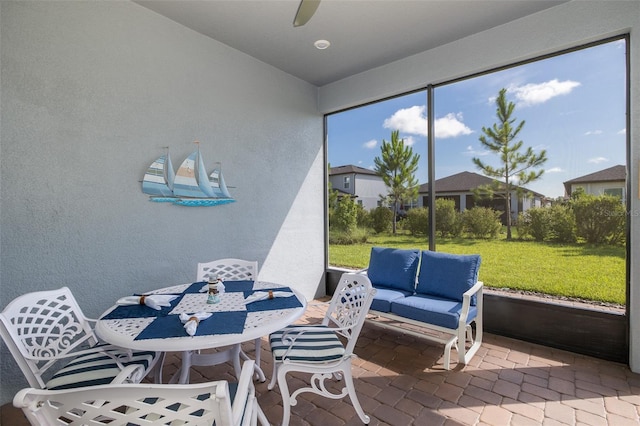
[323,273,376,354]
[0,287,97,388]
[14,360,257,426]
[366,247,420,293]
[196,258,259,281]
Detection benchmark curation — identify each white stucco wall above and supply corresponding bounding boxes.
[0,1,324,403]
[354,174,386,211]
[319,0,640,371]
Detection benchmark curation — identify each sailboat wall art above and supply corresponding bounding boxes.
[142,145,235,207]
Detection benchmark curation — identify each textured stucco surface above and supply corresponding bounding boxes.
[0,1,323,403]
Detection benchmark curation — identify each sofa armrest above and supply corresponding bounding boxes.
[459,281,483,328]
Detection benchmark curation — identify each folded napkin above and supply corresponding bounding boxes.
[179,312,213,336]
[244,290,293,305]
[199,282,226,294]
[116,294,178,311]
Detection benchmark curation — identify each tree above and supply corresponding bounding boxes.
[472,88,547,240]
[374,130,420,234]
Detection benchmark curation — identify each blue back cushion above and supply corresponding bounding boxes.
[416,251,481,303]
[367,247,419,293]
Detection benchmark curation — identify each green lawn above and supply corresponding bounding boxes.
[329,234,626,305]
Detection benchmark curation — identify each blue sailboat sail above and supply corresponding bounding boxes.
[209,164,232,199]
[173,150,214,198]
[142,153,175,196]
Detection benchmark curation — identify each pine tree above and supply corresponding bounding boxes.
[374,130,420,234]
[473,88,547,240]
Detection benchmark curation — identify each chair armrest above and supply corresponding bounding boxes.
[459,281,483,327]
[463,280,483,299]
[111,364,146,384]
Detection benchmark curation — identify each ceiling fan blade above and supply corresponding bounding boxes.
[293,0,321,27]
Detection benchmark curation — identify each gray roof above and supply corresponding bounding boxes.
[329,165,377,176]
[563,165,626,185]
[418,171,498,193]
[418,171,545,198]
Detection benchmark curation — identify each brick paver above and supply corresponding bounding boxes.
[3,301,640,425]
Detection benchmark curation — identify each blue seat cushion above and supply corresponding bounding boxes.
[370,285,412,312]
[45,345,156,390]
[391,294,477,330]
[416,251,481,303]
[270,325,345,362]
[367,247,419,293]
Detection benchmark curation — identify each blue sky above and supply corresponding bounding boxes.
[327,39,627,199]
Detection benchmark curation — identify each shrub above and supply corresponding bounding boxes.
[548,204,577,243]
[333,196,358,233]
[370,206,394,234]
[463,207,501,239]
[518,205,577,243]
[356,204,371,229]
[519,208,552,241]
[436,199,462,238]
[572,194,625,244]
[405,207,428,236]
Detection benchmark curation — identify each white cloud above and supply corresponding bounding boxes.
[508,79,581,107]
[546,167,564,173]
[618,128,626,135]
[383,107,472,139]
[383,105,427,136]
[402,135,417,146]
[435,113,473,139]
[588,157,608,164]
[584,130,603,136]
[363,139,377,149]
[463,145,489,156]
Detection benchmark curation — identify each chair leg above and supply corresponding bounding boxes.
[342,366,370,424]
[253,337,265,382]
[276,366,293,426]
[152,352,166,383]
[267,357,278,390]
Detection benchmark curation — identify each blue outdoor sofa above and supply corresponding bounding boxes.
[361,247,483,370]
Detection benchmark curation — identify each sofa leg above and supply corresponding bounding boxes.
[443,336,457,370]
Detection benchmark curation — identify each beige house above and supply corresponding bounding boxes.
[563,164,627,201]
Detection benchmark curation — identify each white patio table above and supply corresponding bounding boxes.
[95,280,306,386]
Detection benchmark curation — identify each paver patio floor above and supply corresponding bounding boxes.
[3,301,640,425]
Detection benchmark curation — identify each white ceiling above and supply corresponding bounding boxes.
[136,0,567,87]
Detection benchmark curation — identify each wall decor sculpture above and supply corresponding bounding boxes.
[142,143,235,207]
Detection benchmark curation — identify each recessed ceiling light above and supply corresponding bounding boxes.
[314,39,330,50]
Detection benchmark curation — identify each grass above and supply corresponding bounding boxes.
[329,232,626,305]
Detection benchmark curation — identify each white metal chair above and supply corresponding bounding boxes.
[196,258,258,282]
[181,258,265,382]
[268,272,376,425]
[14,359,261,426]
[0,287,161,390]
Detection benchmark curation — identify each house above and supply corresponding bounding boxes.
[417,171,545,223]
[1,1,639,405]
[563,164,626,201]
[329,165,386,210]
